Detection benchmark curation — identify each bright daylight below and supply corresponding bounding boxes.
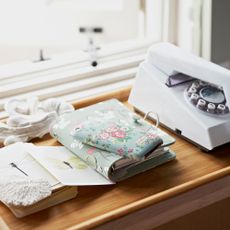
[0,1,229,230]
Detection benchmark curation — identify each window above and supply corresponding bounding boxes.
[0,0,171,118]
[0,0,143,63]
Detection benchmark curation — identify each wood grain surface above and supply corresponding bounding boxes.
[0,87,229,230]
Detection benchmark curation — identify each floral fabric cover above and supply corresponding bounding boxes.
[72,99,173,160]
[50,99,176,181]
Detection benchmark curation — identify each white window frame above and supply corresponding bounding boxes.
[144,0,178,43]
[0,0,176,119]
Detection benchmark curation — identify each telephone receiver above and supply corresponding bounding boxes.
[129,43,230,151]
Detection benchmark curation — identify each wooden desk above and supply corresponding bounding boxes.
[0,88,230,230]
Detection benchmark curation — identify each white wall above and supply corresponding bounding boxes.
[0,0,139,46]
[0,0,140,63]
[177,0,204,56]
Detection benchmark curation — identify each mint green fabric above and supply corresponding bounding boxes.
[50,99,176,181]
[72,116,161,160]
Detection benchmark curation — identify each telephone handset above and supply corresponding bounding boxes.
[129,43,230,150]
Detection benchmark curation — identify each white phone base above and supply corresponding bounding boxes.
[129,43,230,150]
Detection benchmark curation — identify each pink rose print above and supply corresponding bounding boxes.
[87,147,96,155]
[106,126,118,132]
[111,130,126,139]
[147,133,157,139]
[100,132,110,140]
[128,148,133,153]
[117,148,124,155]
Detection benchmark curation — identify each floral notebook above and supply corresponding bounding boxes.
[72,107,164,160]
[50,99,176,182]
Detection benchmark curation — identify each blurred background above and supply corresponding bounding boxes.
[0,0,229,66]
[0,0,230,119]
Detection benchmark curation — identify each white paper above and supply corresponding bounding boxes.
[26,145,113,186]
[0,143,59,187]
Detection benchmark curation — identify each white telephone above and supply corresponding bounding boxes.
[129,43,230,151]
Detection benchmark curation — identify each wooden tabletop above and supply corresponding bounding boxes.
[0,87,230,230]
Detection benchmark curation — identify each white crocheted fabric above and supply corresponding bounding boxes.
[0,177,52,207]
